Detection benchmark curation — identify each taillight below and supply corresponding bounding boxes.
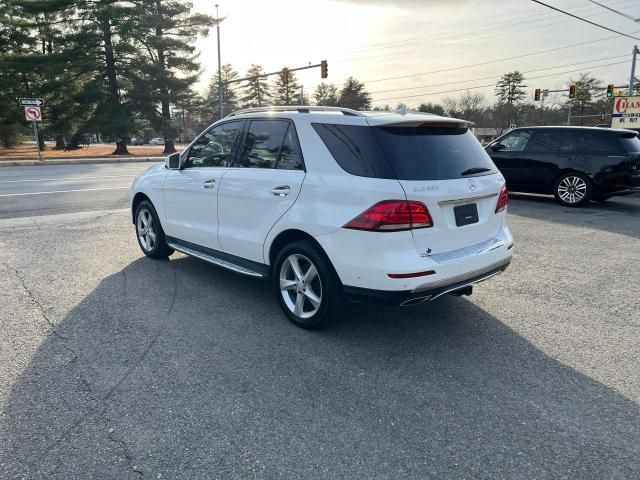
[344,200,433,232]
[495,187,509,213]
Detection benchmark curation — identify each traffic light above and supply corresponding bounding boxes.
[606,84,614,98]
[282,68,289,84]
[320,60,328,79]
[569,84,577,99]
[534,88,541,101]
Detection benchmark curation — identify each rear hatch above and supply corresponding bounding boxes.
[368,120,505,256]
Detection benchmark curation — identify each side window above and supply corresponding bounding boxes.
[311,123,395,178]
[276,125,304,170]
[186,121,243,168]
[237,120,289,168]
[576,132,625,154]
[530,131,576,152]
[497,130,532,152]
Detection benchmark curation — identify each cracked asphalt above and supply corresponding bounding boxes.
[0,164,639,479]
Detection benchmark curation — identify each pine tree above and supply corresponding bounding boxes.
[567,73,603,125]
[494,71,527,127]
[206,64,241,121]
[127,1,215,153]
[313,82,339,106]
[241,64,271,108]
[272,69,301,106]
[338,77,371,110]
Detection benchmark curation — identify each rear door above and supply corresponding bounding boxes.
[217,119,305,263]
[523,129,576,192]
[487,129,533,189]
[371,125,506,255]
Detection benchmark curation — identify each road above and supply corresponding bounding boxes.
[0,163,639,479]
[0,162,156,219]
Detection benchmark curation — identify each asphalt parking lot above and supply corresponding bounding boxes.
[0,164,638,479]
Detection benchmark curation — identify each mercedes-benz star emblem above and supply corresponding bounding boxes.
[468,179,477,191]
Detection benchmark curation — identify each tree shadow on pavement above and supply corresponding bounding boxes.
[508,193,640,239]
[1,255,638,479]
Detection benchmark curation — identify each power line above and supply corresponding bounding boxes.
[587,0,640,22]
[529,0,640,40]
[362,31,640,84]
[332,0,638,64]
[370,60,629,103]
[367,54,630,95]
[330,0,637,55]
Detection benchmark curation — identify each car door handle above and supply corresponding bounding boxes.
[202,179,216,189]
[271,186,290,196]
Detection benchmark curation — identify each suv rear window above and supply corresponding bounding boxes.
[311,124,395,178]
[313,124,496,180]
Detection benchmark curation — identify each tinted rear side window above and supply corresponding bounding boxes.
[312,124,395,178]
[529,131,576,152]
[576,131,625,154]
[372,127,497,180]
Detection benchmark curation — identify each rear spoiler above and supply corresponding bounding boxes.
[366,119,474,129]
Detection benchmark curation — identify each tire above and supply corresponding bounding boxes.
[553,172,592,207]
[134,200,174,259]
[272,239,348,330]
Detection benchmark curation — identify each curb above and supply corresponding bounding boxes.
[0,156,164,167]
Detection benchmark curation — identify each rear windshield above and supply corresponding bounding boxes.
[312,123,496,180]
[373,127,497,180]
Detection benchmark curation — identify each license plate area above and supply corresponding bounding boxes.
[454,203,479,227]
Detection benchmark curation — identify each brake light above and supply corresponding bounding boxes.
[344,200,433,232]
[495,187,509,213]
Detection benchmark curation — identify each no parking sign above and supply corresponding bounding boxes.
[24,106,42,122]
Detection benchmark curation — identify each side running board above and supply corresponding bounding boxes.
[167,242,267,278]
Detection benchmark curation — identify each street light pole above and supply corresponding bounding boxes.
[216,4,223,119]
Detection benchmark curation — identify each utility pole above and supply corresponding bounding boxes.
[215,4,223,119]
[300,85,304,106]
[629,45,639,96]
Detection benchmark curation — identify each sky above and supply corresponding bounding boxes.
[191,0,640,108]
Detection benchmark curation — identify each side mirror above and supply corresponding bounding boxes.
[166,152,181,170]
[491,143,505,152]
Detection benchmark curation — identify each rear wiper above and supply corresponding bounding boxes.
[461,167,492,176]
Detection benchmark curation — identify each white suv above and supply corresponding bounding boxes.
[130,106,513,329]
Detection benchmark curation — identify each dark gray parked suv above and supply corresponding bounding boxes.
[486,126,640,206]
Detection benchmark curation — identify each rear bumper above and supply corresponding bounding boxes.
[343,259,511,306]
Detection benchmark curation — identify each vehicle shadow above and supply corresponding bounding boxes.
[1,256,638,479]
[508,192,640,239]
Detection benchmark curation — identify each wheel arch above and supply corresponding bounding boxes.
[131,192,152,223]
[553,168,593,188]
[267,229,334,268]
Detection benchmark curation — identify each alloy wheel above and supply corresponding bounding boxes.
[279,254,323,319]
[557,176,587,204]
[136,208,156,252]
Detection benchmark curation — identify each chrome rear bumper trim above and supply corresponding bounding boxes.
[430,237,505,264]
[412,258,511,293]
